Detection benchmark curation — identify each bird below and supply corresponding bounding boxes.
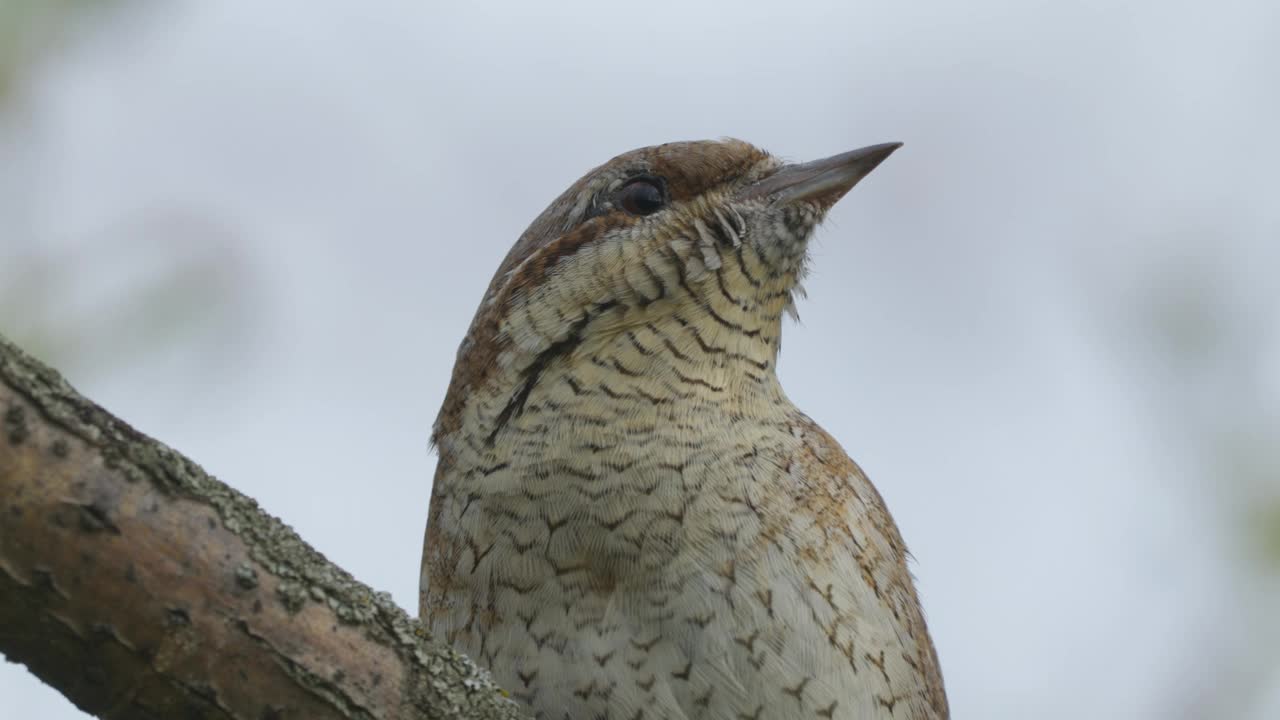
[420,138,947,720]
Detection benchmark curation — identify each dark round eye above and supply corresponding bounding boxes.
[618,178,666,216]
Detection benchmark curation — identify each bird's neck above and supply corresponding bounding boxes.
[474,315,785,446]
[435,243,802,467]
[439,333,788,502]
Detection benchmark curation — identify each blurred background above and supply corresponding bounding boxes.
[2,1,1277,717]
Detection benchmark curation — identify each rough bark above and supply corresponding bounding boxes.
[0,334,525,720]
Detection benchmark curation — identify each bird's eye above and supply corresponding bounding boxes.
[618,178,666,216]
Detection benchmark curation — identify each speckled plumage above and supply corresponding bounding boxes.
[421,139,947,720]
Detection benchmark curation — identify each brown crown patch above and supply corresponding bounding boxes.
[643,138,770,203]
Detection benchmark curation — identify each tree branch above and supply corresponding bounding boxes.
[0,334,524,720]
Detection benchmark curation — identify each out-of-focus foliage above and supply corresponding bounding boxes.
[0,0,128,103]
[1,0,252,380]
[1091,241,1280,720]
[0,220,251,380]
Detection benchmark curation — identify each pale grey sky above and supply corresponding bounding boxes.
[3,1,1278,718]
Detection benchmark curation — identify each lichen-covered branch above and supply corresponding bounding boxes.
[0,334,526,720]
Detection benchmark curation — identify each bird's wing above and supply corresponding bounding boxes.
[663,412,948,719]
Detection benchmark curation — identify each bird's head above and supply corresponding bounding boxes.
[434,138,900,449]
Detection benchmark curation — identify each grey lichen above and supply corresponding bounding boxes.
[275,581,309,613]
[234,562,259,589]
[4,401,28,445]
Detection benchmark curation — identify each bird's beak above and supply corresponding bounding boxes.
[737,142,903,208]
